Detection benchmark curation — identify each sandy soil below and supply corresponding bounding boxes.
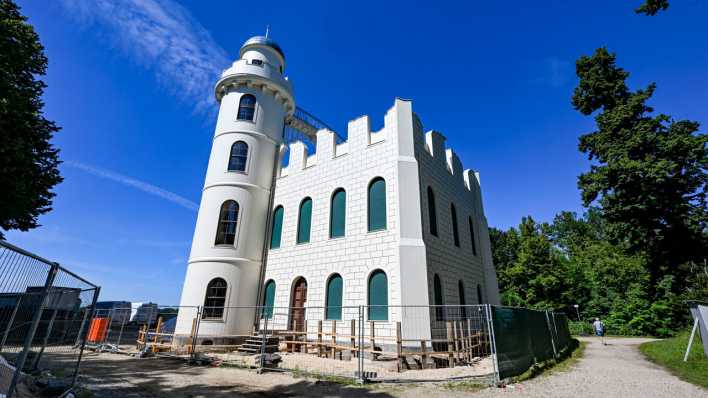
[211,350,494,381]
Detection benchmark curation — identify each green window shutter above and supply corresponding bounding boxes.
[263,280,276,319]
[330,189,346,238]
[326,274,343,320]
[270,206,284,248]
[368,270,388,320]
[297,198,312,243]
[368,178,386,232]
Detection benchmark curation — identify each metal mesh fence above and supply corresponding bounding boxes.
[0,240,100,397]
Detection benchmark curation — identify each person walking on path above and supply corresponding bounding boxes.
[593,317,605,345]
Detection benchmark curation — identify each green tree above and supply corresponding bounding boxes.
[572,48,708,285]
[636,0,669,15]
[0,0,62,238]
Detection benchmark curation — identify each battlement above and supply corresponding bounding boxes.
[278,99,483,200]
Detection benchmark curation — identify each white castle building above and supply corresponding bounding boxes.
[175,36,500,343]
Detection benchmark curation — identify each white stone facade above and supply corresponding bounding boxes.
[175,36,500,341]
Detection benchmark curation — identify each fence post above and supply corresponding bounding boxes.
[485,304,500,384]
[545,311,558,358]
[7,262,59,398]
[420,340,428,370]
[317,320,323,357]
[357,306,365,384]
[369,321,376,360]
[116,309,128,347]
[350,319,355,360]
[446,321,454,367]
[71,286,100,389]
[396,322,402,372]
[190,306,202,361]
[259,312,267,371]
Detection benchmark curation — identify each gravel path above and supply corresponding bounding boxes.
[475,337,706,398]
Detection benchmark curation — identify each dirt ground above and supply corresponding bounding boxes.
[74,352,492,398]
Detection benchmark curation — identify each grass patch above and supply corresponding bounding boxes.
[443,380,486,392]
[547,340,586,375]
[290,366,360,386]
[639,330,707,389]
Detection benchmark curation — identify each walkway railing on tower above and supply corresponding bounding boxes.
[284,106,345,156]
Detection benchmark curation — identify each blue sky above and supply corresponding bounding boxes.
[6,0,707,304]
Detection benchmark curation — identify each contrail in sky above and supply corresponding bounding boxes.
[59,0,230,113]
[66,161,199,211]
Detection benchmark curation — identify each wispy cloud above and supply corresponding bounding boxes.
[60,0,230,113]
[536,57,572,88]
[65,161,198,211]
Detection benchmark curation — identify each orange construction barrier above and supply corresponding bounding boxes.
[87,317,109,343]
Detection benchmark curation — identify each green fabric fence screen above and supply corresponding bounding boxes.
[491,306,573,380]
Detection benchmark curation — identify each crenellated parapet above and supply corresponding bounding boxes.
[278,99,484,203]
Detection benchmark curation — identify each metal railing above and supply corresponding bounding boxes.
[0,241,100,397]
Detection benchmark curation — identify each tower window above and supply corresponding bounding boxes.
[325,274,343,320]
[368,177,386,232]
[297,197,312,244]
[237,94,256,121]
[203,278,227,319]
[330,188,346,238]
[215,200,239,245]
[251,59,263,66]
[228,141,248,172]
[427,187,437,236]
[451,203,460,247]
[270,206,284,249]
[368,270,388,320]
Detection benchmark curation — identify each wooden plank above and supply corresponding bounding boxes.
[331,321,337,358]
[350,319,356,360]
[420,340,428,370]
[317,320,323,357]
[396,322,402,372]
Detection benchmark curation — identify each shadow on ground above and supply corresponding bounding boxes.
[64,353,397,397]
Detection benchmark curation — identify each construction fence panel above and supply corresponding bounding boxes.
[491,306,574,380]
[0,241,99,398]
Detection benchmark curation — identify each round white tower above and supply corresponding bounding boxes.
[175,36,294,340]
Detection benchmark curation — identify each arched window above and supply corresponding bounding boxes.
[262,280,276,319]
[468,216,478,256]
[427,187,437,236]
[458,280,467,318]
[297,197,312,244]
[325,274,343,320]
[451,203,460,247]
[368,177,386,232]
[330,189,346,238]
[203,278,227,319]
[477,284,484,304]
[228,141,248,172]
[270,206,284,249]
[368,270,388,320]
[215,200,239,245]
[433,274,444,321]
[237,94,256,121]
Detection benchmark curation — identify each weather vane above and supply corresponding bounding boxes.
[265,24,271,39]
